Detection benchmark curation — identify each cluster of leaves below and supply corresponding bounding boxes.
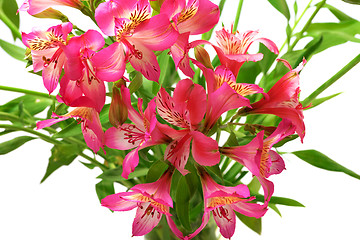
[1,0,360,236]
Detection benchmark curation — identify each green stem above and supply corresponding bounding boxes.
[233,0,244,33]
[302,53,360,107]
[0,11,22,39]
[0,85,56,100]
[279,0,314,53]
[288,0,326,52]
[0,124,108,171]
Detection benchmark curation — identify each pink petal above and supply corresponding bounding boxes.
[256,37,279,54]
[164,134,192,175]
[105,125,144,150]
[166,215,185,239]
[122,147,140,179]
[187,211,211,239]
[132,202,163,236]
[101,192,138,211]
[232,201,268,218]
[36,115,70,130]
[191,131,220,166]
[41,49,65,94]
[268,150,286,176]
[213,205,236,239]
[79,72,106,112]
[91,42,125,82]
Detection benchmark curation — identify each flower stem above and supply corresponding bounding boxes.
[0,10,22,39]
[0,85,56,100]
[288,0,326,52]
[302,53,360,107]
[233,0,244,33]
[0,124,108,171]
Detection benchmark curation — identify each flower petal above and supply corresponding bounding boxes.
[122,147,140,179]
[191,131,220,166]
[105,124,144,150]
[164,134,192,175]
[132,202,163,236]
[213,205,236,239]
[101,192,138,211]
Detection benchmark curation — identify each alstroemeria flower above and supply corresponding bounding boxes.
[36,107,104,153]
[220,119,296,202]
[160,0,220,35]
[105,86,170,178]
[156,79,221,174]
[60,30,107,112]
[243,58,307,141]
[187,169,267,239]
[18,0,83,15]
[101,169,184,238]
[22,22,72,94]
[214,26,279,77]
[95,0,178,82]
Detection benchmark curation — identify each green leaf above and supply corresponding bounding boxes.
[146,159,168,183]
[236,61,261,84]
[0,0,20,40]
[224,162,243,182]
[267,0,290,20]
[269,203,282,216]
[95,180,114,202]
[41,143,80,183]
[258,43,278,74]
[236,212,262,235]
[304,92,342,109]
[292,149,360,180]
[0,95,53,116]
[98,166,148,182]
[255,194,305,207]
[322,3,355,22]
[52,120,82,139]
[175,176,192,231]
[0,39,25,61]
[0,136,36,155]
[306,20,360,53]
[342,0,360,5]
[128,71,143,94]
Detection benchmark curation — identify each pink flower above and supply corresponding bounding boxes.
[156,79,220,174]
[246,58,307,141]
[22,22,72,94]
[101,169,184,238]
[105,86,170,179]
[220,119,296,202]
[36,107,104,153]
[187,168,267,239]
[94,0,178,82]
[18,0,83,15]
[160,0,220,35]
[214,26,279,77]
[60,30,107,112]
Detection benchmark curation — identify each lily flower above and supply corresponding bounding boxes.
[101,168,184,238]
[220,119,296,202]
[160,0,220,35]
[156,79,221,174]
[187,168,267,239]
[18,0,83,15]
[105,86,170,178]
[243,58,307,141]
[60,30,107,112]
[95,0,178,82]
[214,26,279,77]
[36,107,104,153]
[22,22,73,94]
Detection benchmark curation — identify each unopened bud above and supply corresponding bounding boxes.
[109,85,128,127]
[194,45,213,69]
[33,8,69,22]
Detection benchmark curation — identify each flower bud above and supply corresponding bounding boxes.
[194,45,213,69]
[32,8,69,21]
[109,84,128,127]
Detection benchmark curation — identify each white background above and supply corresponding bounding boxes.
[1,0,360,239]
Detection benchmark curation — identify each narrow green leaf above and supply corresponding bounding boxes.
[146,159,168,182]
[293,149,360,180]
[304,92,342,109]
[224,162,243,182]
[269,203,282,217]
[267,0,290,20]
[98,167,148,182]
[342,0,360,5]
[322,4,355,22]
[0,39,25,61]
[236,212,262,235]
[255,194,305,207]
[0,95,53,116]
[41,143,80,183]
[0,136,36,155]
[175,176,192,231]
[52,120,81,139]
[95,180,114,202]
[258,43,278,74]
[0,0,20,40]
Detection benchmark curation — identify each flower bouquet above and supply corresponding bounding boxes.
[1,0,360,239]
